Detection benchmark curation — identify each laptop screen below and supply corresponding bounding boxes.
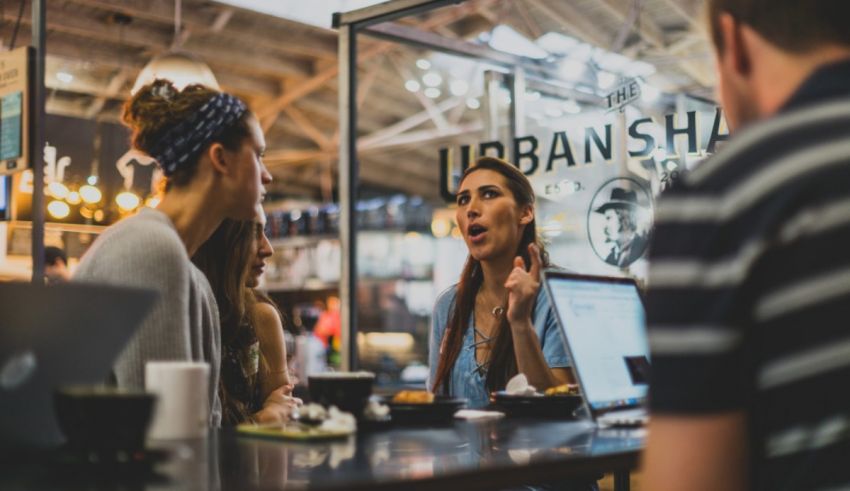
[545,274,650,412]
[0,176,7,219]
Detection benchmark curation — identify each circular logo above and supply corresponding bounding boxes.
[587,177,653,268]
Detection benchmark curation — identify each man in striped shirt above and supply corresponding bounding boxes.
[643,1,850,490]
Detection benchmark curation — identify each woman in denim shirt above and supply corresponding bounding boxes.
[429,157,573,408]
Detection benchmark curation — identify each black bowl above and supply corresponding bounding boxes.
[385,396,467,425]
[54,386,156,451]
[308,372,375,419]
[490,391,583,419]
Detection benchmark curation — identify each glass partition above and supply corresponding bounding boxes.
[340,0,725,378]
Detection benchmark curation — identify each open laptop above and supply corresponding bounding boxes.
[0,281,157,449]
[542,271,650,427]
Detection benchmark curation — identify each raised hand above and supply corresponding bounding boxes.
[505,243,542,326]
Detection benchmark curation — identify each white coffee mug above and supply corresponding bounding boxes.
[145,361,209,440]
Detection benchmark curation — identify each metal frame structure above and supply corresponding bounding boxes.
[332,0,606,371]
[333,0,465,371]
[333,4,635,487]
[30,0,47,284]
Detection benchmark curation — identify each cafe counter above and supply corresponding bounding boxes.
[3,418,643,491]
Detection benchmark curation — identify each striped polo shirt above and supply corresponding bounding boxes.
[647,59,850,490]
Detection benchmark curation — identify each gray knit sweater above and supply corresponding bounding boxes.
[73,208,222,427]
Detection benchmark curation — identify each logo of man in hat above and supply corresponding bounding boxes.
[595,187,649,267]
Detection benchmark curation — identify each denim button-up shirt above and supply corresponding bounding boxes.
[428,285,571,408]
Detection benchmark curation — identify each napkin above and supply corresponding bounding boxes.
[319,406,357,432]
[455,409,505,420]
[505,373,540,396]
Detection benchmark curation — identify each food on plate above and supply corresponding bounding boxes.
[544,384,580,396]
[391,390,435,404]
[294,402,329,426]
[505,373,539,396]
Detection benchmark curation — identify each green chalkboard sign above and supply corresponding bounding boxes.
[1,91,23,161]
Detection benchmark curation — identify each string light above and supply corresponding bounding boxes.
[66,191,81,205]
[47,200,70,219]
[79,184,102,204]
[116,191,141,211]
[47,182,69,199]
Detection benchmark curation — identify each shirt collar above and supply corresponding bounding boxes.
[781,58,850,113]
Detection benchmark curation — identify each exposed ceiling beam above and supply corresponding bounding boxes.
[85,69,132,119]
[657,0,706,34]
[66,0,338,60]
[362,121,483,151]
[0,22,286,99]
[283,104,333,150]
[28,4,314,82]
[592,0,712,87]
[526,0,609,48]
[257,0,492,129]
[210,8,235,32]
[596,0,665,48]
[388,54,450,132]
[265,149,331,167]
[358,96,465,149]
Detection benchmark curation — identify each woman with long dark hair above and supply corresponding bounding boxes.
[194,208,298,425]
[429,157,573,408]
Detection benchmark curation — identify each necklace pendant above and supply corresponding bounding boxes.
[491,306,505,318]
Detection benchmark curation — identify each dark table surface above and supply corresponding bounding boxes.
[4,418,644,491]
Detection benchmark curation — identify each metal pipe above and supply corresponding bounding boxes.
[333,0,461,29]
[30,0,46,285]
[337,24,358,371]
[509,68,527,158]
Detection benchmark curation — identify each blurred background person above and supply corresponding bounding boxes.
[44,246,71,284]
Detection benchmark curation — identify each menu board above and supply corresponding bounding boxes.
[1,92,22,161]
[0,47,30,176]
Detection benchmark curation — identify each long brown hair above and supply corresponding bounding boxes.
[192,219,257,330]
[431,156,550,394]
[192,219,259,424]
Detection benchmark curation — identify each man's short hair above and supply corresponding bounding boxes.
[708,0,850,54]
[44,246,67,266]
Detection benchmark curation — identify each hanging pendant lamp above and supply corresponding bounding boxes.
[131,0,220,94]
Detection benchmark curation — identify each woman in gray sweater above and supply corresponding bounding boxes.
[74,79,273,427]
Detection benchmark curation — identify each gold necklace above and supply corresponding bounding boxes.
[478,290,505,319]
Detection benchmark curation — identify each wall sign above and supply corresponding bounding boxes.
[437,105,728,273]
[0,47,32,176]
[438,108,729,202]
[605,79,641,112]
[587,177,652,268]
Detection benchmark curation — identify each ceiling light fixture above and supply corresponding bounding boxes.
[422,72,442,87]
[405,80,421,92]
[449,79,469,96]
[131,0,219,94]
[56,71,74,84]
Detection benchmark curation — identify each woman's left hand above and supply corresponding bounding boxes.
[505,243,542,326]
[254,388,303,424]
